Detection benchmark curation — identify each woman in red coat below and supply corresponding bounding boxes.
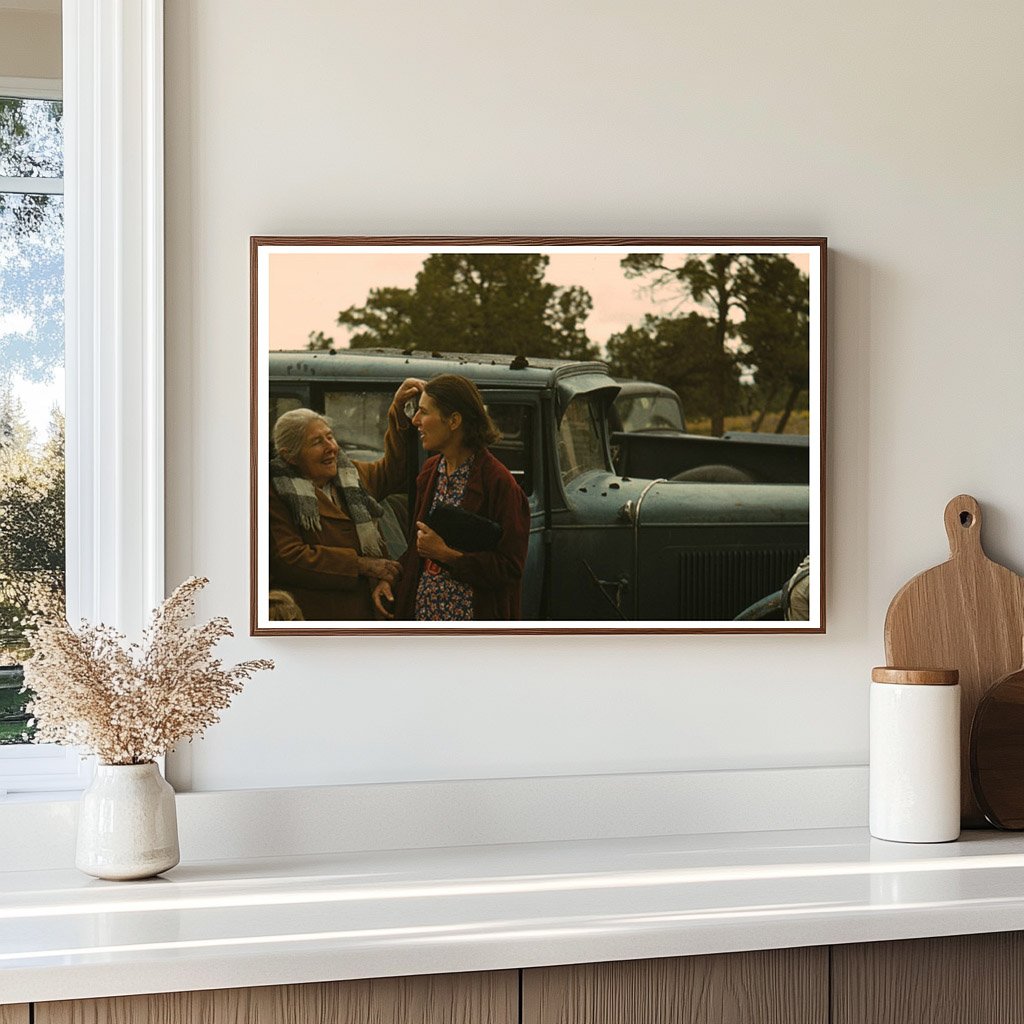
[374,374,530,622]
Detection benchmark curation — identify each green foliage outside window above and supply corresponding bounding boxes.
[0,95,66,744]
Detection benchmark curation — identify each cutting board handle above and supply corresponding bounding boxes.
[944,494,983,559]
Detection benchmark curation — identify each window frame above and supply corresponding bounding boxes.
[0,76,78,794]
[0,0,165,798]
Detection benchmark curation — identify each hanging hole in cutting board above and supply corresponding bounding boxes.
[960,511,973,527]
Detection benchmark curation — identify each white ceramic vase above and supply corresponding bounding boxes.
[76,762,180,880]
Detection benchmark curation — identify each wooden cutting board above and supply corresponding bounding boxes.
[884,494,1024,827]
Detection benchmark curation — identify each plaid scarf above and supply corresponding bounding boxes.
[270,454,387,559]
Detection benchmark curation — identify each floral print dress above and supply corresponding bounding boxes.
[414,456,475,621]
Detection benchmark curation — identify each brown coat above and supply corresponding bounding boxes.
[269,402,409,621]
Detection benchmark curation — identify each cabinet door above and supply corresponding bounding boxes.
[0,1007,29,1024]
[36,971,517,1024]
[523,949,827,1024]
[832,932,1024,1024]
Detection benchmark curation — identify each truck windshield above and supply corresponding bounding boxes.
[557,396,610,487]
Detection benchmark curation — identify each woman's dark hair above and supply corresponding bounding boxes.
[424,374,501,451]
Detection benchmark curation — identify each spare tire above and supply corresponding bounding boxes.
[672,464,755,484]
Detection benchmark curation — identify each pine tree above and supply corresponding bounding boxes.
[0,394,65,660]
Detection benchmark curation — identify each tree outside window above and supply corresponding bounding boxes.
[0,94,65,744]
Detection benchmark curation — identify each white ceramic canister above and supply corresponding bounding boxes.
[870,667,960,843]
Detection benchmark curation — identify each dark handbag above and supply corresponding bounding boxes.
[424,504,503,552]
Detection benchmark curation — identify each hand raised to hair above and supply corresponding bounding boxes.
[394,378,426,421]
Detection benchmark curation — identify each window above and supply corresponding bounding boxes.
[488,403,534,496]
[322,389,393,457]
[614,394,684,433]
[0,8,166,798]
[0,87,64,749]
[557,396,609,487]
[269,393,303,453]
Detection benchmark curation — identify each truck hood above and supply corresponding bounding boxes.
[566,471,809,526]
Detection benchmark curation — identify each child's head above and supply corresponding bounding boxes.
[268,589,303,621]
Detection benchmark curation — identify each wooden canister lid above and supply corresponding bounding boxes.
[871,667,959,686]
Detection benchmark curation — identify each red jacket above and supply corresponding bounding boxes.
[396,448,530,621]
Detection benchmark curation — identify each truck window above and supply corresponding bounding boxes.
[615,394,684,432]
[269,395,303,449]
[488,403,534,496]
[557,396,609,487]
[323,390,393,454]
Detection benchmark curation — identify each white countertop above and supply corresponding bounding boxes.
[5,826,1024,1004]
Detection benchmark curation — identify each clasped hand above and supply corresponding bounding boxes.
[415,521,456,562]
[357,556,400,583]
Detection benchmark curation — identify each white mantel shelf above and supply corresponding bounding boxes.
[5,826,1024,1004]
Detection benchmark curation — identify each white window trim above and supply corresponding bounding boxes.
[0,175,63,194]
[0,76,61,100]
[0,2,165,797]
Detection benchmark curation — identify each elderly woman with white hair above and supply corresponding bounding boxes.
[269,378,424,621]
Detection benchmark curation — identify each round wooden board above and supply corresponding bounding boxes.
[884,495,1024,827]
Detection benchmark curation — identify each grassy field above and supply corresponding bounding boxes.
[686,410,811,436]
[0,721,29,744]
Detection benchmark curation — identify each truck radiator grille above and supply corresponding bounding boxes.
[676,546,808,621]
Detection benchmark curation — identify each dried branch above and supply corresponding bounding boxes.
[22,577,273,765]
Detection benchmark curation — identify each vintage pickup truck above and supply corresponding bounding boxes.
[268,350,811,623]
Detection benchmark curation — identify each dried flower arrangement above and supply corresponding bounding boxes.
[23,577,273,765]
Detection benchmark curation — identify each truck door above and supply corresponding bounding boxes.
[478,390,546,620]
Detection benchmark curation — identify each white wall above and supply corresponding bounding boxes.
[163,0,1024,791]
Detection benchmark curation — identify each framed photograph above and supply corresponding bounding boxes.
[251,236,826,635]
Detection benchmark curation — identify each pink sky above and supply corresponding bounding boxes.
[268,250,812,354]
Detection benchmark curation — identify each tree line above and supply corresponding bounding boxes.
[308,251,810,436]
[0,392,64,665]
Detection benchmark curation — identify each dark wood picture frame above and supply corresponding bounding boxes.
[251,236,826,635]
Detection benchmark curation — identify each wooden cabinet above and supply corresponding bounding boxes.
[832,932,1024,1024]
[17,933,1024,1024]
[35,972,517,1024]
[522,948,827,1024]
